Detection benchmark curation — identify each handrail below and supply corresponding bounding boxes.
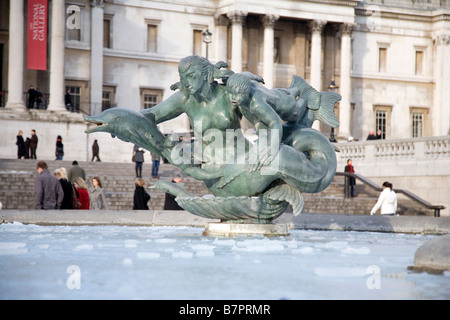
[335,172,445,217]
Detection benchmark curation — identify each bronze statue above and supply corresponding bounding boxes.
[85,55,340,224]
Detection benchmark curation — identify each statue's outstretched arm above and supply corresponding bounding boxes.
[250,93,283,141]
[140,91,186,124]
[181,165,223,181]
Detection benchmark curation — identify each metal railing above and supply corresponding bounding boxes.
[336,171,445,217]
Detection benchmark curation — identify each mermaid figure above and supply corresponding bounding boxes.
[85,55,341,222]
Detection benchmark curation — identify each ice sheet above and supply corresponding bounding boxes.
[0,222,449,300]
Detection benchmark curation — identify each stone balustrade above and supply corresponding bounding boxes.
[337,136,450,162]
[336,136,450,217]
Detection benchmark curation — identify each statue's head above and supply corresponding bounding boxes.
[226,73,252,107]
[177,56,234,100]
[178,55,212,95]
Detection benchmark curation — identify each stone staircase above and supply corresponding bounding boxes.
[0,158,209,211]
[303,175,433,216]
[0,158,434,216]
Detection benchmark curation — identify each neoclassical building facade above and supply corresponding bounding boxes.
[1,0,449,140]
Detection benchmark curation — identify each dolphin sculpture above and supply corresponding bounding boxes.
[85,108,167,157]
[84,107,336,219]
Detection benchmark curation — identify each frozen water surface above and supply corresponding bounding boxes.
[0,222,449,300]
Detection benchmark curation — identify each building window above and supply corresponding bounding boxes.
[376,110,386,139]
[66,86,81,112]
[410,107,428,138]
[412,112,423,138]
[66,5,82,42]
[193,29,202,56]
[141,89,163,109]
[274,37,280,63]
[306,39,311,67]
[378,47,387,73]
[102,87,115,112]
[415,50,424,75]
[373,105,392,139]
[103,19,111,48]
[147,25,158,52]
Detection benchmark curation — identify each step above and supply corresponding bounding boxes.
[0,158,434,216]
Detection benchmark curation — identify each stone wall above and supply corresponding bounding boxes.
[0,110,136,163]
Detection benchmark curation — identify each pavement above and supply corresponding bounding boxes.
[1,209,449,235]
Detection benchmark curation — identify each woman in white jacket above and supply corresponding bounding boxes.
[370,182,397,216]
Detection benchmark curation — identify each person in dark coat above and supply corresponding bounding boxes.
[35,88,43,109]
[16,130,26,159]
[54,167,77,209]
[344,159,356,197]
[55,135,64,160]
[65,89,73,112]
[30,129,38,159]
[133,145,145,178]
[366,130,377,140]
[163,174,184,210]
[133,178,150,210]
[35,161,64,210]
[24,137,31,159]
[91,140,101,161]
[28,85,36,109]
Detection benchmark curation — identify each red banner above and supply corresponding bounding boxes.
[27,0,48,70]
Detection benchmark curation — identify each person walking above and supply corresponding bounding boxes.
[55,135,64,160]
[16,130,26,159]
[370,182,398,216]
[30,129,38,159]
[344,159,356,197]
[73,177,90,210]
[133,145,145,178]
[89,176,109,210]
[133,178,150,210]
[151,152,161,178]
[34,161,64,210]
[68,161,86,183]
[91,140,101,162]
[54,167,76,209]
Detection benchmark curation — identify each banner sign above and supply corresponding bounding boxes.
[27,0,48,70]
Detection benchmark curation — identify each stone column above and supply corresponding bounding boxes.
[261,14,279,89]
[90,0,104,116]
[5,0,25,110]
[215,14,229,63]
[309,20,326,130]
[309,20,326,91]
[47,0,67,112]
[433,34,450,136]
[227,11,247,73]
[338,23,354,139]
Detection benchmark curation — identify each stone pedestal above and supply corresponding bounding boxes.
[203,222,289,237]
